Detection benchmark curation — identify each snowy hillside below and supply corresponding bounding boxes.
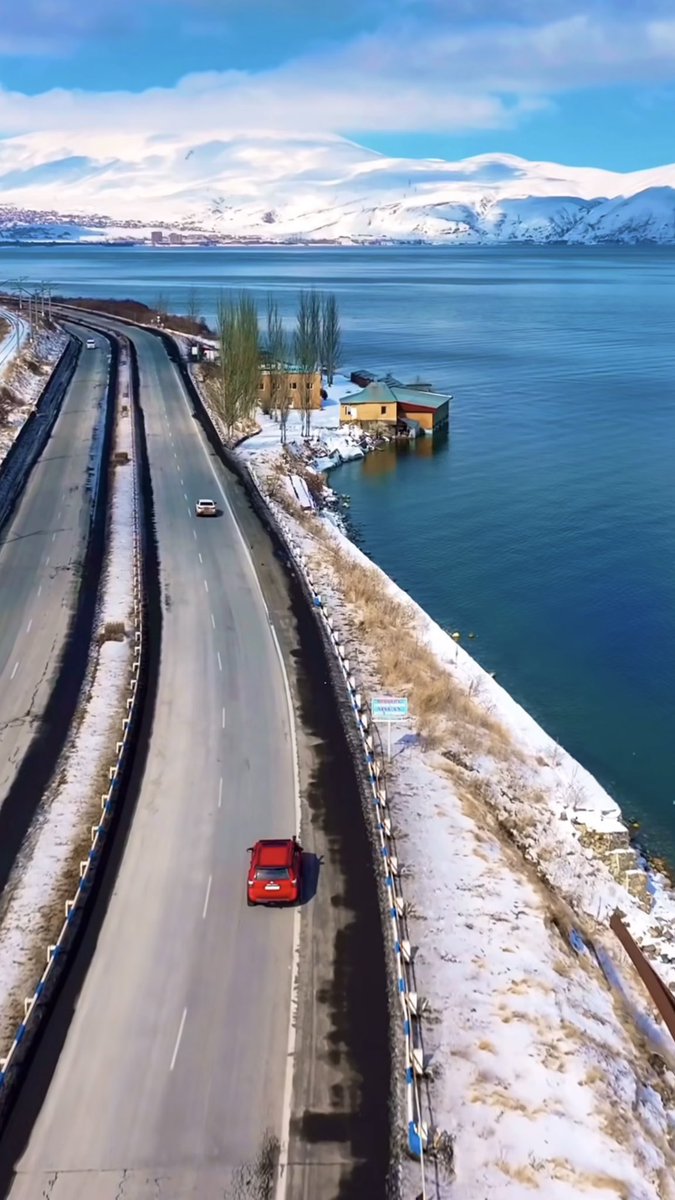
[1,133,675,244]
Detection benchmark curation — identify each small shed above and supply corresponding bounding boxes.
[395,385,451,433]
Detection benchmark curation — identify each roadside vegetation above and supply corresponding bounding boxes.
[255,483,675,1198]
[53,295,212,339]
[198,288,341,444]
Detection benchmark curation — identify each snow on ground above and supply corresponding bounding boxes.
[393,756,675,1200]
[0,640,130,1048]
[0,325,68,465]
[313,522,675,977]
[224,391,675,1197]
[236,373,368,470]
[272,503,675,1199]
[0,359,136,1052]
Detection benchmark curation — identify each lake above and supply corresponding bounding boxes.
[3,242,674,863]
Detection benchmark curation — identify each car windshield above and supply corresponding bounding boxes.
[255,867,290,880]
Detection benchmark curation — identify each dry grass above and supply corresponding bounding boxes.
[548,1160,632,1198]
[0,383,15,426]
[98,620,127,644]
[497,1156,633,1198]
[318,540,512,758]
[496,1160,540,1188]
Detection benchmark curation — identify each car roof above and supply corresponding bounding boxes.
[255,839,295,867]
[197,498,215,504]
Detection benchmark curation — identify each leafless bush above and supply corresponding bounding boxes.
[98,621,126,644]
[0,384,14,425]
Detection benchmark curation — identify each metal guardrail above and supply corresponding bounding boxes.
[0,333,144,1113]
[251,485,430,1187]
[609,911,675,1043]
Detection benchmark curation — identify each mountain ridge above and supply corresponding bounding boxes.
[1,133,675,244]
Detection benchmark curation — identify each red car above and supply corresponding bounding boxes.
[246,838,302,906]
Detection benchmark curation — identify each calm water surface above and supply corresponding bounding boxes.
[3,243,674,861]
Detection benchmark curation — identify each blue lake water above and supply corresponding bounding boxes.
[3,243,674,863]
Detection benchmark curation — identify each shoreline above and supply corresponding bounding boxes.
[186,362,675,1192]
[238,387,675,904]
[234,394,675,956]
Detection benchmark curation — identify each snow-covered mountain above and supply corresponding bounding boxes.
[1,132,675,245]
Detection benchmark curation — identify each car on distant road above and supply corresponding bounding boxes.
[86,338,96,349]
[195,498,218,517]
[246,838,302,906]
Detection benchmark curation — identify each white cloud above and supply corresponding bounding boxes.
[0,10,674,141]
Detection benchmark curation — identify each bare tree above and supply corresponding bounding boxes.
[294,290,321,439]
[211,297,239,436]
[235,292,261,423]
[266,297,290,441]
[321,293,341,385]
[207,292,260,439]
[185,286,201,326]
[154,292,170,324]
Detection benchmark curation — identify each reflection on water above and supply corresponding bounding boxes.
[362,428,450,478]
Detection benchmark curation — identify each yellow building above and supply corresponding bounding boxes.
[340,381,451,434]
[259,366,323,410]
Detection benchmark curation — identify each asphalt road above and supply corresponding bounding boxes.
[6,322,299,1197]
[0,327,109,814]
[0,310,28,376]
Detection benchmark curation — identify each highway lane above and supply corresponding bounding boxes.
[6,322,298,1197]
[0,310,28,377]
[0,327,109,813]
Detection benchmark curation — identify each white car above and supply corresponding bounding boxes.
[195,498,217,517]
[86,338,96,349]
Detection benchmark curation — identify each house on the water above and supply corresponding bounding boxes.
[339,381,451,435]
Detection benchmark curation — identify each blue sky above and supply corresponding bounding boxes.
[1,1,675,169]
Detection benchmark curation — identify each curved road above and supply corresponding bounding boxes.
[0,310,28,377]
[6,322,298,1197]
[0,327,109,814]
